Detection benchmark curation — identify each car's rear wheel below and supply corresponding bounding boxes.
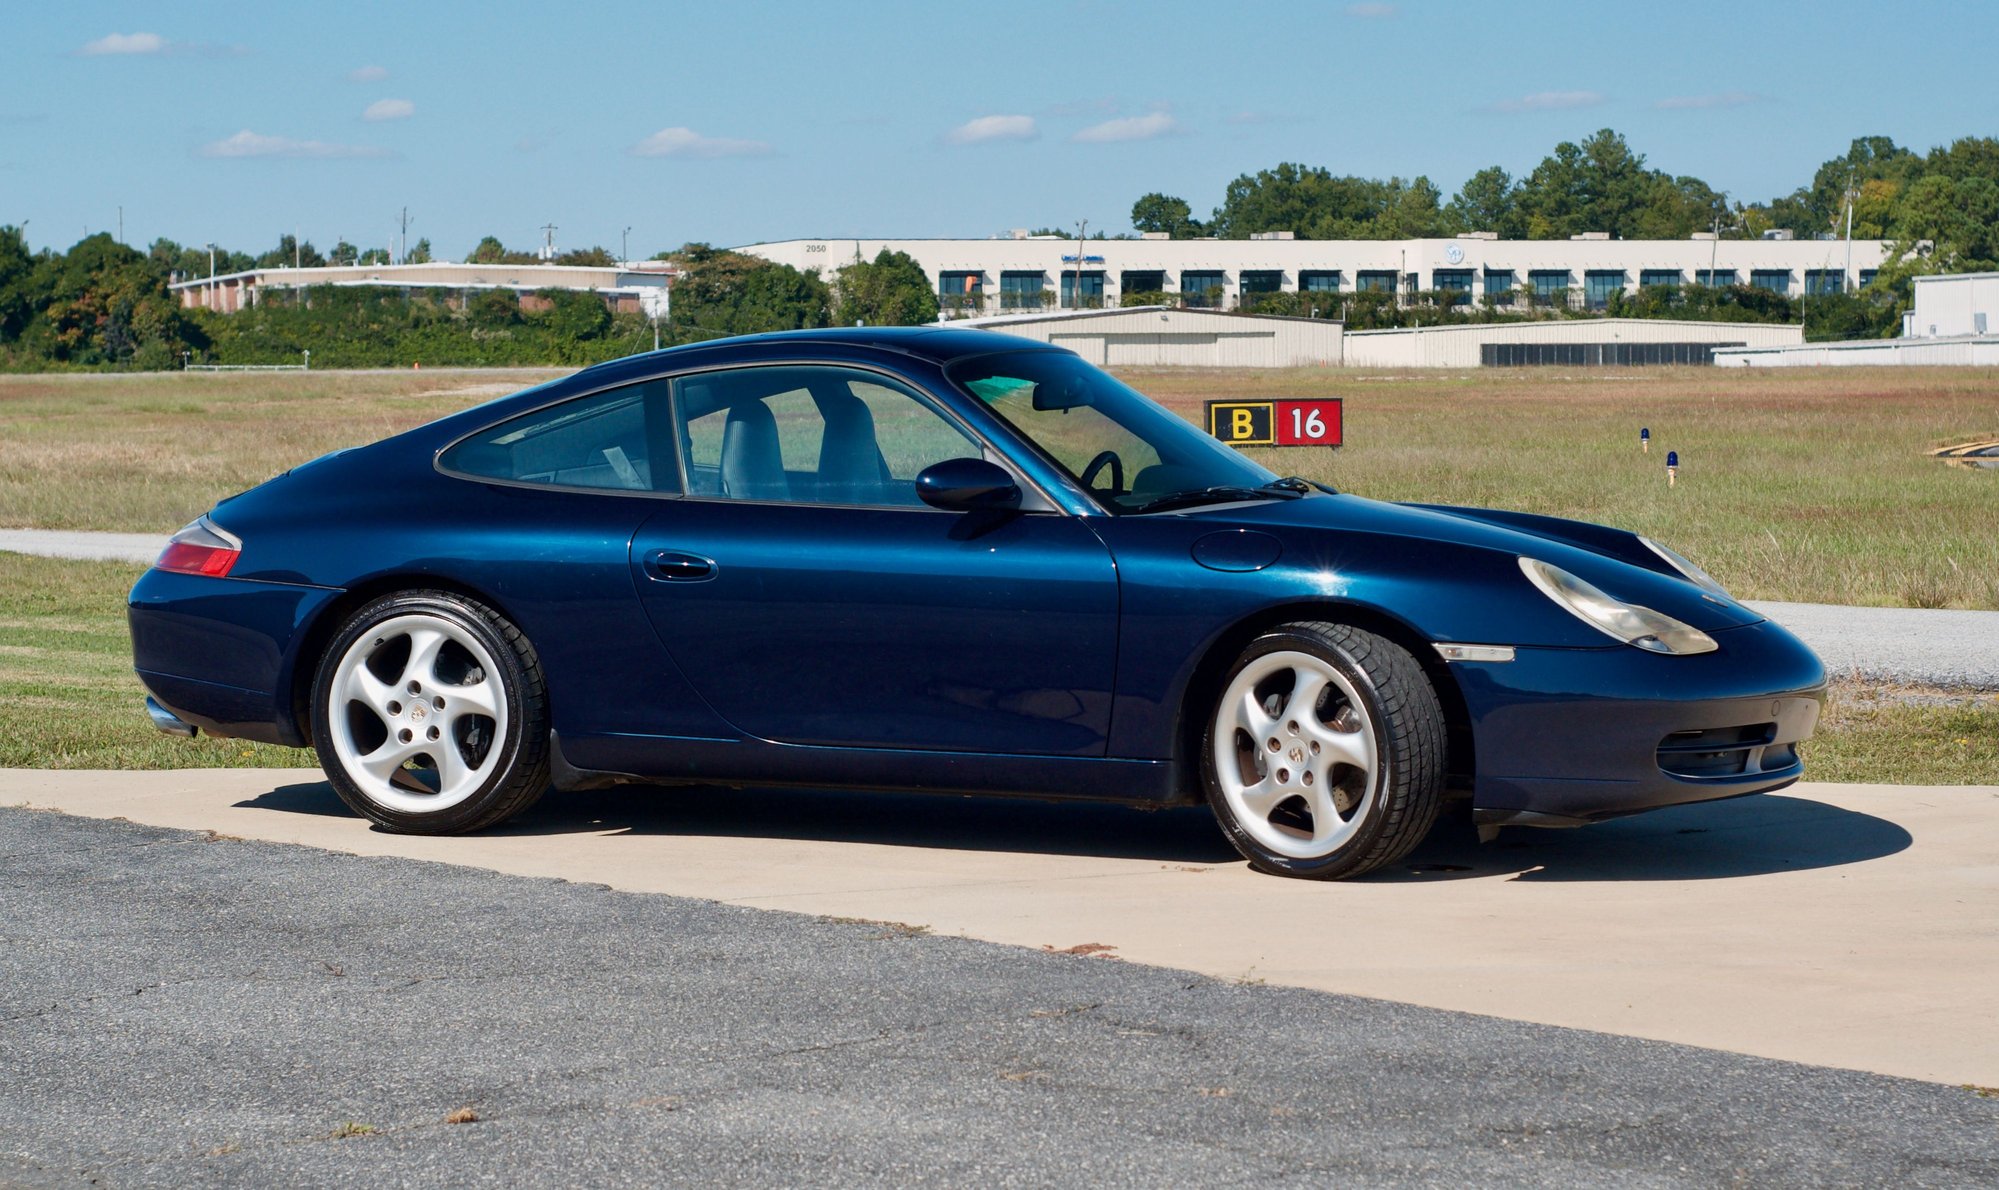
[311,590,549,833]
[1202,622,1444,879]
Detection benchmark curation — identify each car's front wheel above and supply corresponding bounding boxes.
[310,590,549,833]
[1202,621,1444,879]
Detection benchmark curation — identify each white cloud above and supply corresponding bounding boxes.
[362,98,415,122]
[80,32,166,55]
[1656,91,1762,111]
[197,130,391,160]
[944,114,1037,146]
[1072,111,1180,143]
[629,126,772,159]
[349,65,390,82]
[1345,3,1397,16]
[1485,90,1606,114]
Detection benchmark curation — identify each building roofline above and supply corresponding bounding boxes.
[1344,317,1805,338]
[167,261,667,292]
[955,306,1337,327]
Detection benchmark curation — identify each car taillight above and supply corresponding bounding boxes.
[155,516,242,577]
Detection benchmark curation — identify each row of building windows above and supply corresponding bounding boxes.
[940,266,1880,309]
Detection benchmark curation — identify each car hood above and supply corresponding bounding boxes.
[1177,492,1765,633]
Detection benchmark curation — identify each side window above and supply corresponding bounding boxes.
[676,365,982,506]
[441,380,676,493]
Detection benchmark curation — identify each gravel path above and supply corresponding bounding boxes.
[0,528,166,564]
[3,808,1995,1187]
[5,529,1995,687]
[1748,601,1999,690]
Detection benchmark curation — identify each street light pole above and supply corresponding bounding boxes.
[622,226,632,263]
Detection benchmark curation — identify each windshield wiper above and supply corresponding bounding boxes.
[1128,480,1308,515]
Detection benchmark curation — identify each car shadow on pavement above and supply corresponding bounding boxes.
[241,780,1241,864]
[1380,794,1913,883]
[244,782,1912,878]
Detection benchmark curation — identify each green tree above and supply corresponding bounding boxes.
[554,246,616,267]
[23,233,202,367]
[533,288,611,339]
[406,238,433,264]
[1444,166,1521,237]
[1516,129,1660,238]
[1130,193,1203,238]
[465,236,540,265]
[668,243,830,337]
[256,235,327,269]
[833,248,939,326]
[329,240,360,266]
[0,225,35,341]
[467,288,522,326]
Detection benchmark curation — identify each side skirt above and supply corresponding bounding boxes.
[549,730,1191,806]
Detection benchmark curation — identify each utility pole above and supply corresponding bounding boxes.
[540,222,558,261]
[206,242,216,311]
[117,206,123,243]
[396,207,413,265]
[622,226,631,263]
[1843,186,1855,294]
[1071,219,1087,308]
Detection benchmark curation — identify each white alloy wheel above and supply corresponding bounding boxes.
[1211,648,1380,860]
[325,612,510,814]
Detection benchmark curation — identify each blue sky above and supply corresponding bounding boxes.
[4,1,1993,260]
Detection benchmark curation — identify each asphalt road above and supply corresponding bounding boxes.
[4,808,1995,1187]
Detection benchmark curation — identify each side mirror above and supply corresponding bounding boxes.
[915,457,1021,512]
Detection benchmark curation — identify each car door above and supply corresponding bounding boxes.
[627,362,1120,757]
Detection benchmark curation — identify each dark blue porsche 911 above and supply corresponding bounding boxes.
[129,327,1826,879]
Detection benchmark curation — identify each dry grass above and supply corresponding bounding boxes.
[0,368,561,532]
[1129,365,1999,609]
[0,552,313,769]
[3,363,1994,606]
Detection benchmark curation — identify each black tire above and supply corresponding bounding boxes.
[310,589,550,833]
[1200,621,1445,879]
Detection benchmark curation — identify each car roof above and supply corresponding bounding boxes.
[570,325,1063,385]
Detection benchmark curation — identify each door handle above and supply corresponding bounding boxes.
[643,550,718,582]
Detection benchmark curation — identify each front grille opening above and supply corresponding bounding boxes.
[1658,722,1790,779]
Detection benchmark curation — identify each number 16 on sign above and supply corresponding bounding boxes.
[1275,399,1342,446]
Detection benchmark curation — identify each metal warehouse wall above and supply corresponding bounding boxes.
[1715,336,1999,367]
[1342,318,1804,368]
[970,309,1343,368]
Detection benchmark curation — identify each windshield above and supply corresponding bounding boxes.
[946,350,1280,513]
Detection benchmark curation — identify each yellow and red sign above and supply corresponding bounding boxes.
[1205,399,1343,447]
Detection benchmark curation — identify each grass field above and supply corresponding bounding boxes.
[1127,365,1999,610]
[0,551,1991,785]
[2,364,1994,607]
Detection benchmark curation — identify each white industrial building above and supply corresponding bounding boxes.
[740,233,1889,313]
[1345,318,1803,368]
[956,307,1798,369]
[959,307,1343,368]
[170,261,675,318]
[1714,271,1999,367]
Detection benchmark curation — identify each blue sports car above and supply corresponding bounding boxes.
[129,327,1826,879]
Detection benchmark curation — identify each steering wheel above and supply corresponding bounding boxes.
[1079,449,1124,494]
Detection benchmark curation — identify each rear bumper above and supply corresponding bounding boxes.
[128,568,342,747]
[1453,618,1828,825]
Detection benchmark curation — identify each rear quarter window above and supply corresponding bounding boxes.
[440,380,677,493]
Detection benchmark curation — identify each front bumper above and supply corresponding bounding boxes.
[1452,617,1827,826]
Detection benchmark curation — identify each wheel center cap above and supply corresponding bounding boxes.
[1288,745,1305,765]
[409,702,428,722]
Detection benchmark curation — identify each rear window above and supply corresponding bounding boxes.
[439,380,678,493]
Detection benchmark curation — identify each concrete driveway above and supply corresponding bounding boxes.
[9,768,1995,1087]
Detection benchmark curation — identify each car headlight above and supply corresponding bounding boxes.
[1638,535,1729,597]
[1518,557,1718,655]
